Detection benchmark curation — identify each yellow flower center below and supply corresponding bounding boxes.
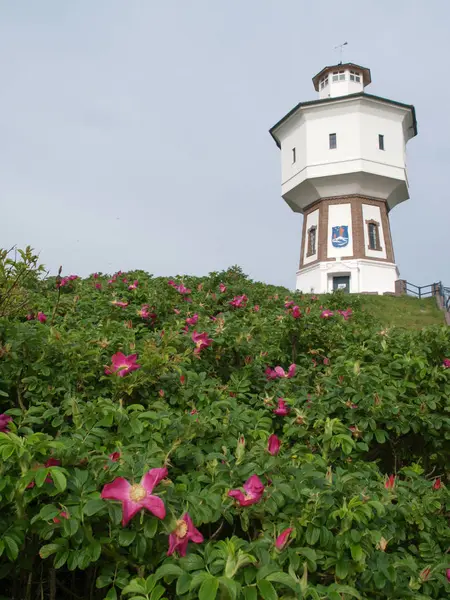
[174,519,188,538]
[129,484,147,502]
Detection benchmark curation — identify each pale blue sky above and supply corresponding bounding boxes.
[1,1,448,287]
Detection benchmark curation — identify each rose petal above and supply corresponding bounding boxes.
[141,467,168,493]
[141,495,166,519]
[101,477,131,502]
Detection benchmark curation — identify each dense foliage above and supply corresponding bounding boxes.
[0,249,450,600]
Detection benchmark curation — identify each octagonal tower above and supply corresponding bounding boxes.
[269,62,417,294]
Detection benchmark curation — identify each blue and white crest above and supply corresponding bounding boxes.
[331,225,349,248]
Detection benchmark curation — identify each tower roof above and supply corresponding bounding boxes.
[269,92,418,148]
[312,63,371,91]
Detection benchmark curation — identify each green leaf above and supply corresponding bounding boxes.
[105,588,117,600]
[375,429,387,443]
[35,468,48,488]
[39,543,61,559]
[176,573,192,595]
[54,549,69,569]
[84,499,106,516]
[89,541,102,562]
[4,537,19,561]
[145,575,156,593]
[329,584,361,599]
[350,544,363,562]
[39,504,60,520]
[243,586,257,600]
[180,553,204,571]
[144,517,158,538]
[122,580,147,595]
[257,580,278,600]
[62,518,79,537]
[218,577,239,600]
[96,574,113,589]
[266,572,299,592]
[67,551,79,572]
[50,468,67,492]
[199,576,219,600]
[149,585,165,600]
[155,563,185,580]
[305,525,320,545]
[335,557,349,579]
[119,529,136,547]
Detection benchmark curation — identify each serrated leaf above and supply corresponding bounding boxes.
[119,529,136,547]
[335,557,349,579]
[257,580,278,600]
[35,468,48,488]
[84,499,106,516]
[199,576,219,600]
[176,573,192,595]
[350,544,363,562]
[243,586,257,600]
[105,588,117,600]
[67,551,79,572]
[145,574,156,593]
[39,504,60,521]
[4,537,19,561]
[181,553,204,571]
[218,577,239,600]
[122,580,147,595]
[149,585,165,600]
[155,563,185,580]
[39,543,61,559]
[329,584,361,599]
[54,549,69,569]
[144,517,158,538]
[266,571,299,592]
[50,468,67,492]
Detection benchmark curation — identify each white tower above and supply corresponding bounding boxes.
[269,63,417,294]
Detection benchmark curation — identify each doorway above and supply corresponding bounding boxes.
[333,275,350,293]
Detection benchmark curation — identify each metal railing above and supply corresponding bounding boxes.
[404,281,450,312]
[404,281,439,299]
[442,285,450,311]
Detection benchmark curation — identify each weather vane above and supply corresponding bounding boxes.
[334,41,348,65]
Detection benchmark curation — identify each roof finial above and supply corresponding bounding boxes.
[334,41,348,65]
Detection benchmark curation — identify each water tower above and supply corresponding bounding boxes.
[269,62,417,294]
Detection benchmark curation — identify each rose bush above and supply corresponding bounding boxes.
[0,252,450,599]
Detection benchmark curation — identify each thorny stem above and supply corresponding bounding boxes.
[50,265,63,327]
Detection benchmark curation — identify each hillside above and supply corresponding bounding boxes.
[360,295,445,329]
[0,251,450,599]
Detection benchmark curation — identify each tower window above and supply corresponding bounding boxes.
[329,133,337,149]
[292,147,296,163]
[320,76,329,90]
[332,70,346,82]
[307,226,317,257]
[350,70,361,83]
[378,134,385,150]
[367,220,382,251]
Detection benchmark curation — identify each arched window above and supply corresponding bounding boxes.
[307,226,317,257]
[366,220,382,251]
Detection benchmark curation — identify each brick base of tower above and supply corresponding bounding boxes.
[297,195,399,294]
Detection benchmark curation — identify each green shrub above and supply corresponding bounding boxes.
[0,254,450,599]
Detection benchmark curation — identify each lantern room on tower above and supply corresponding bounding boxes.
[269,62,417,294]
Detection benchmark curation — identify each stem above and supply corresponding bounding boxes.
[49,568,56,600]
[25,572,32,600]
[50,266,63,327]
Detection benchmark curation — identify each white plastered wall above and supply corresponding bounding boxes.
[303,209,319,265]
[362,204,387,259]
